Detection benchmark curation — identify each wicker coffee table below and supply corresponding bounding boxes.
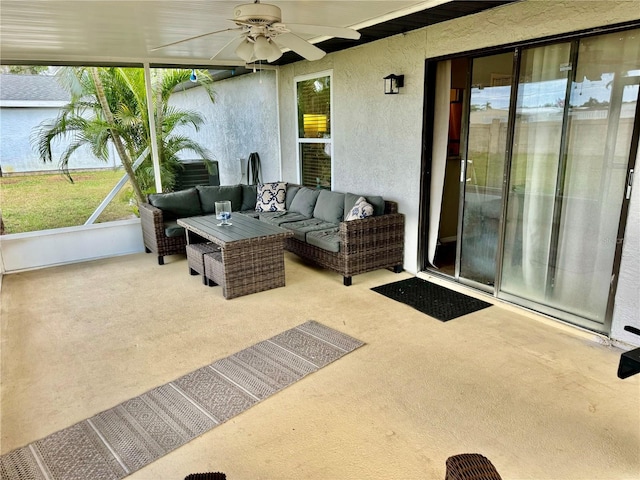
[177,214,293,299]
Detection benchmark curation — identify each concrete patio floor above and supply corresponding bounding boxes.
[1,252,638,479]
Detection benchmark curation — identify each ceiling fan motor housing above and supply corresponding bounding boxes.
[234,3,282,25]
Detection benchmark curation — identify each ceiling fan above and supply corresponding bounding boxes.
[151,0,361,63]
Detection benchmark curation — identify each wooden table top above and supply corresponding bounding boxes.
[177,213,293,246]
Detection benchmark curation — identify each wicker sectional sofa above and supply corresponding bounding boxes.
[139,183,404,285]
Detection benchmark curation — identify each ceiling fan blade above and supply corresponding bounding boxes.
[283,23,361,40]
[210,35,245,60]
[150,27,242,51]
[275,32,325,61]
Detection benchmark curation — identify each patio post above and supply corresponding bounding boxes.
[143,63,163,193]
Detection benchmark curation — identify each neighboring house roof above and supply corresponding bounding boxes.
[0,74,70,106]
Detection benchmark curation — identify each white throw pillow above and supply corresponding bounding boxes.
[256,182,287,212]
[345,196,373,221]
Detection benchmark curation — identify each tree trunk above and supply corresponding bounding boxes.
[90,68,146,204]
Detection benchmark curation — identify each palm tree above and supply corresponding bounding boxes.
[32,67,215,204]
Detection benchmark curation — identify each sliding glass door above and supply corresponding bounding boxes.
[458,53,513,287]
[500,42,573,309]
[501,30,640,327]
[424,26,639,332]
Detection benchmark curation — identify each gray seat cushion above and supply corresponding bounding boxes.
[313,190,345,225]
[282,218,338,242]
[306,228,341,253]
[164,220,185,238]
[238,210,259,218]
[258,211,310,226]
[149,187,203,220]
[197,185,243,213]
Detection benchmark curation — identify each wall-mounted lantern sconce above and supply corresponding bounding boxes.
[383,74,404,94]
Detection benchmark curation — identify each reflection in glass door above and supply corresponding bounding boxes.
[500,30,640,327]
[458,53,513,287]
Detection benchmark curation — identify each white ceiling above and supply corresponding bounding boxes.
[0,0,444,67]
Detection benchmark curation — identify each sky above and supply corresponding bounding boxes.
[471,72,639,110]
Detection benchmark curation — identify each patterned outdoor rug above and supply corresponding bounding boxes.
[0,321,364,480]
[372,277,492,322]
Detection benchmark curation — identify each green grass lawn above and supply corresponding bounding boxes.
[0,170,136,234]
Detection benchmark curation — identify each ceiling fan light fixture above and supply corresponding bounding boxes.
[253,35,272,60]
[235,38,255,62]
[266,41,283,62]
[267,38,282,63]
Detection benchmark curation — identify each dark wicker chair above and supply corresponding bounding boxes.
[445,454,502,480]
[284,200,405,285]
[139,202,187,265]
[184,473,226,480]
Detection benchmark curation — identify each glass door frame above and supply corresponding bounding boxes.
[419,21,640,334]
[455,50,519,294]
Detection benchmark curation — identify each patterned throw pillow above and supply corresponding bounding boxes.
[345,196,373,221]
[256,182,287,212]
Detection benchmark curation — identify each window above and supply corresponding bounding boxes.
[296,72,332,188]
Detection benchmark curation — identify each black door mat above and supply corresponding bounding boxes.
[372,277,492,322]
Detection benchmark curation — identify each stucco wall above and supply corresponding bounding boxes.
[169,70,280,186]
[0,219,144,273]
[0,106,117,173]
[278,32,427,274]
[424,0,639,57]
[277,0,639,343]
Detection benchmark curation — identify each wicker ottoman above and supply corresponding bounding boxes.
[203,250,224,289]
[186,242,220,285]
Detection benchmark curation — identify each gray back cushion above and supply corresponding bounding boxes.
[285,185,301,210]
[197,185,243,213]
[241,184,258,211]
[148,187,203,220]
[288,187,321,217]
[313,190,345,225]
[344,192,385,218]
